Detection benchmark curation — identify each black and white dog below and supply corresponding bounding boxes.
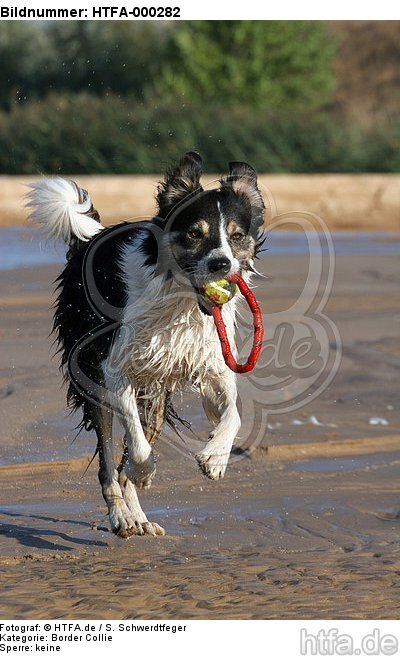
[27,152,265,538]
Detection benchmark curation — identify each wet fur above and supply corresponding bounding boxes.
[27,152,265,538]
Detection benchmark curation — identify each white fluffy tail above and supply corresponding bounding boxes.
[26,177,104,244]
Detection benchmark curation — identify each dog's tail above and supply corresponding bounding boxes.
[26,178,103,248]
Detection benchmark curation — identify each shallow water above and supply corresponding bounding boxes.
[288,451,400,473]
[1,227,400,270]
[0,414,94,467]
[263,229,400,256]
[0,227,65,270]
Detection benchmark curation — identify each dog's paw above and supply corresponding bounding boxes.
[125,452,156,489]
[109,500,165,538]
[114,526,139,539]
[195,448,229,480]
[109,500,141,539]
[140,521,166,537]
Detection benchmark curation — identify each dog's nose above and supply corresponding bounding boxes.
[208,257,231,274]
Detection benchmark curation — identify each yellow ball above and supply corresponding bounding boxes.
[201,279,236,305]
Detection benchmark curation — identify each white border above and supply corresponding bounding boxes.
[1,0,399,20]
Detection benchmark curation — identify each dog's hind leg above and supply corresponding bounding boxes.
[196,370,241,480]
[92,403,144,538]
[139,392,168,445]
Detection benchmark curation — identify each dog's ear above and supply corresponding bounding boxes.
[221,161,265,229]
[156,151,203,219]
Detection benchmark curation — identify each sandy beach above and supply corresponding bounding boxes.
[2,174,400,230]
[0,221,400,619]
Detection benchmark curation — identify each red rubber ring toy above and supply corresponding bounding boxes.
[211,273,264,374]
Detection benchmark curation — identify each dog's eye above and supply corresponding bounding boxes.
[188,229,203,240]
[231,232,244,242]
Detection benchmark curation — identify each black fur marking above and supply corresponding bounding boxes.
[53,222,157,429]
[219,160,265,230]
[255,231,268,258]
[156,151,203,219]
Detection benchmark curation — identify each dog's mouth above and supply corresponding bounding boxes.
[191,283,211,315]
[197,294,212,316]
[194,275,239,316]
[180,262,243,315]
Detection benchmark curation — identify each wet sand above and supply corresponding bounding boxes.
[0,234,400,619]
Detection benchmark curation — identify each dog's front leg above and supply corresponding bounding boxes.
[196,370,241,480]
[108,378,156,489]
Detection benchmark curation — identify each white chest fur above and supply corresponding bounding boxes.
[122,282,236,390]
[109,247,237,392]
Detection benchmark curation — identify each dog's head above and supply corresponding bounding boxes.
[155,152,265,303]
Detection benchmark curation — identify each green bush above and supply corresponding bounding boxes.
[157,21,336,113]
[1,93,399,174]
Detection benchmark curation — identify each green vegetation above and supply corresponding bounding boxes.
[0,21,398,174]
[156,21,335,112]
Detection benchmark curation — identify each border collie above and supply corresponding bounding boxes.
[27,152,265,538]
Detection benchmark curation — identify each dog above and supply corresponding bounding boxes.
[26,152,265,538]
